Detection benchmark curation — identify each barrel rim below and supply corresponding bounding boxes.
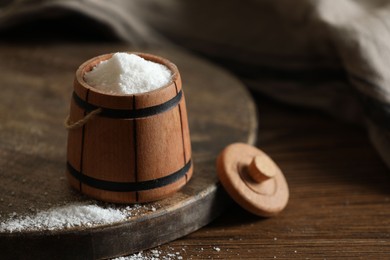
[76,52,179,98]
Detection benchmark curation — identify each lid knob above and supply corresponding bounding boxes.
[248,155,276,183]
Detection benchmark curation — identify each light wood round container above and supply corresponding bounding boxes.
[66,53,193,203]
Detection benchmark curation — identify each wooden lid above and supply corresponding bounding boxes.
[217,143,289,217]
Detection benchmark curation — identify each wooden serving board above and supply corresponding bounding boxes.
[0,45,257,259]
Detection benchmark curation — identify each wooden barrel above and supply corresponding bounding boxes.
[66,53,193,203]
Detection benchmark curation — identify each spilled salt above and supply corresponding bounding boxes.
[0,203,126,232]
[0,202,160,233]
[84,52,172,95]
[112,248,183,260]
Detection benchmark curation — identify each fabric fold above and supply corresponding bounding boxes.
[1,0,390,169]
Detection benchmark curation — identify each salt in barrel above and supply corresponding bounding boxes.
[66,53,193,203]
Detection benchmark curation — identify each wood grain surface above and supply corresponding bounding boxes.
[155,94,390,259]
[0,45,257,259]
[1,44,389,259]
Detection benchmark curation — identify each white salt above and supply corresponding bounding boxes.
[84,52,172,95]
[0,202,161,232]
[112,248,183,260]
[0,203,127,232]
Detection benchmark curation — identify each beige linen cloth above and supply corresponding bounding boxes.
[2,0,390,169]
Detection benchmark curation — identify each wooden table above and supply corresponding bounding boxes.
[155,94,390,259]
[1,45,389,259]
